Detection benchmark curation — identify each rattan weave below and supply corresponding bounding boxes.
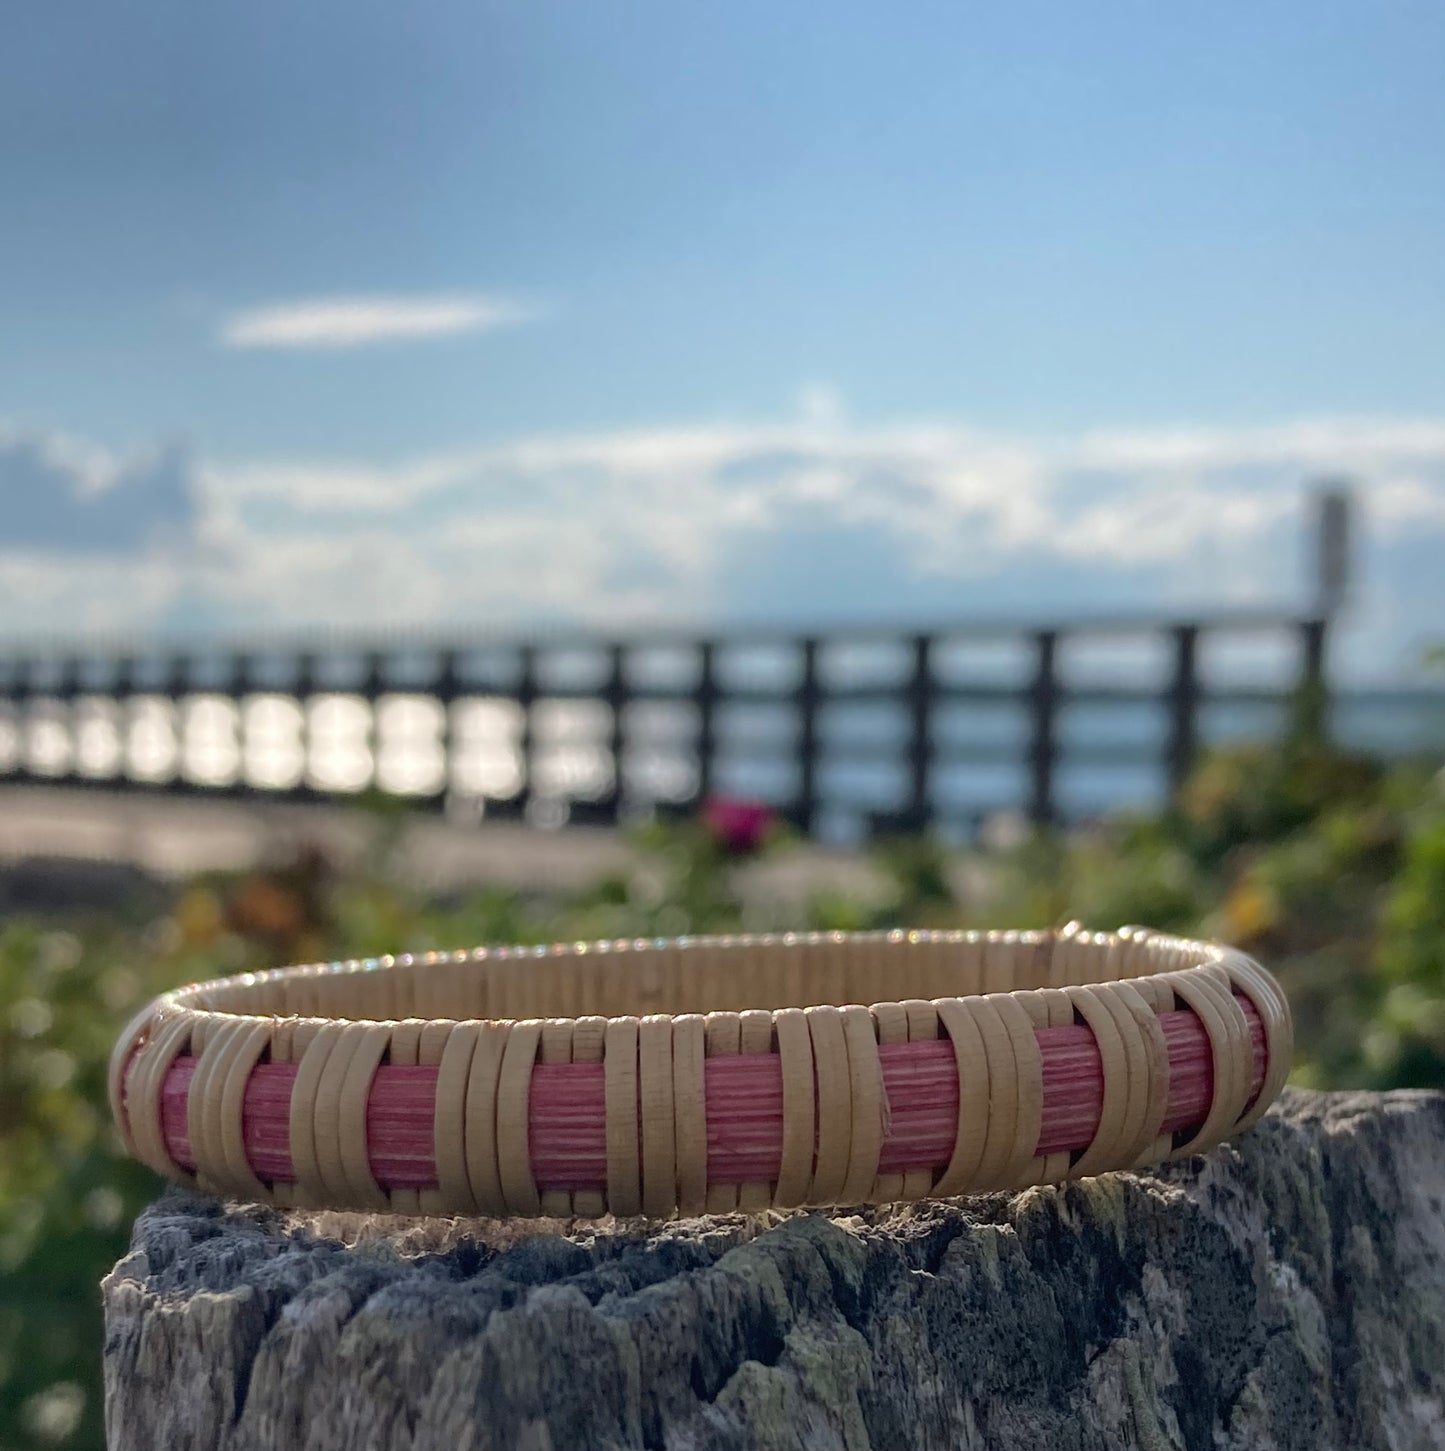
[109,926,1290,1218]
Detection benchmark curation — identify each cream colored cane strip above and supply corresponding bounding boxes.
[108,1003,158,1158]
[1202,966,1256,1111]
[462,1022,510,1217]
[386,1019,422,1066]
[981,934,1014,994]
[969,996,1021,1191]
[264,1017,299,1208]
[900,999,940,1200]
[497,1019,543,1216]
[1013,990,1053,1186]
[1021,931,1054,992]
[1217,949,1293,1133]
[214,1020,272,1200]
[1063,984,1132,1178]
[932,998,990,1197]
[772,1007,815,1209]
[839,1004,886,1204]
[570,1016,608,1218]
[1201,964,1256,1124]
[1032,986,1074,1183]
[1108,980,1172,1169]
[603,1016,642,1217]
[672,1013,708,1217]
[334,1022,391,1211]
[183,1016,232,1195]
[539,1018,575,1217]
[703,1012,743,1213]
[314,1021,385,1213]
[431,1022,480,1214]
[944,933,985,998]
[804,1005,852,1206]
[1088,983,1158,1172]
[1164,971,1243,1159]
[309,1026,368,1208]
[384,1019,423,1214]
[415,1016,455,1215]
[127,1013,196,1185]
[1177,969,1254,1155]
[737,1009,776,1211]
[271,1021,309,1206]
[994,992,1045,1190]
[1118,972,1175,1164]
[1088,984,1155,1173]
[868,1001,908,1203]
[639,1014,677,1219]
[289,1023,344,1207]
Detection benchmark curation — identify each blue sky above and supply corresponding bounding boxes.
[2,1,1443,674]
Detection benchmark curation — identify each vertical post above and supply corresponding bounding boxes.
[695,641,717,805]
[112,657,135,783]
[294,653,316,795]
[165,656,189,702]
[795,638,820,835]
[515,644,537,815]
[165,657,190,789]
[230,655,252,794]
[1165,624,1199,803]
[9,658,33,780]
[361,651,385,702]
[56,658,81,782]
[603,644,628,823]
[55,657,81,703]
[435,649,460,807]
[293,652,316,702]
[1027,630,1059,828]
[1312,484,1352,617]
[361,651,385,795]
[1296,617,1330,743]
[1301,618,1327,692]
[434,649,460,706]
[906,634,934,830]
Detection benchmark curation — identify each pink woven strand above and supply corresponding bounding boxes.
[154,996,1267,1196]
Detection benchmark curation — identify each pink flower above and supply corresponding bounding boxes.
[701,795,775,855]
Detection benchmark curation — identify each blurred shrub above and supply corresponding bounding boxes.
[1,742,1444,1448]
[0,924,171,1451]
[1371,792,1445,1087]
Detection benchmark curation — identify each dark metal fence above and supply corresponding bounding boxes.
[0,610,1376,838]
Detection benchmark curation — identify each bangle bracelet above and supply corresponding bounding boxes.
[109,926,1291,1219]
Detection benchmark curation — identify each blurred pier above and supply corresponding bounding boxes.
[0,609,1377,843]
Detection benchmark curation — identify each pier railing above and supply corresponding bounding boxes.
[0,610,1361,838]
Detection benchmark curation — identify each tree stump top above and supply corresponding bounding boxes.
[104,1088,1445,1451]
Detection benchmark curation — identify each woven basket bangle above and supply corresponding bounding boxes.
[109,926,1292,1219]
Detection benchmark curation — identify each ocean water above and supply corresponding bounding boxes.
[2,685,1440,846]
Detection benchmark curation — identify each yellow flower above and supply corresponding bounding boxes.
[1222,878,1275,944]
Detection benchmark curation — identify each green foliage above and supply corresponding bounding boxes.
[1372,797,1445,1087]
[1,744,1443,1449]
[1,924,172,1451]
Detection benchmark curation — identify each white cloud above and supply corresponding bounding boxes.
[218,293,536,351]
[5,410,1445,677]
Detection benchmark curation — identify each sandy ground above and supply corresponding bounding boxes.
[0,784,900,909]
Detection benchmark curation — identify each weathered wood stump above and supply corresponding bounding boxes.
[103,1089,1445,1450]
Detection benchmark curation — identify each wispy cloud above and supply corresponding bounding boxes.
[5,407,1445,677]
[218,293,536,351]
